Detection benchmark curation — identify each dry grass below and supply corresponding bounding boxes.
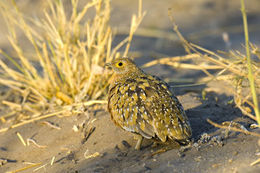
[240,0,260,124]
[0,0,145,131]
[144,5,260,125]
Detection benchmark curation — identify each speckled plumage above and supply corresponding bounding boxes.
[106,58,192,149]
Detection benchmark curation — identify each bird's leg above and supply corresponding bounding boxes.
[134,134,143,150]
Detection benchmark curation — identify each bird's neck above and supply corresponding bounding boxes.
[112,70,143,85]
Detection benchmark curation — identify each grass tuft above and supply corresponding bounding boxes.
[0,0,145,130]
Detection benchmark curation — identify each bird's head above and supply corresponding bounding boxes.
[105,57,141,75]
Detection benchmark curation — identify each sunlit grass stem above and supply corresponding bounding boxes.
[240,0,260,124]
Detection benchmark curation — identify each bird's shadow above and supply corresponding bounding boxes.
[185,91,252,140]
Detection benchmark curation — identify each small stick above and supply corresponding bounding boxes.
[66,100,107,108]
[0,110,66,133]
[16,132,27,146]
[42,121,61,130]
[50,156,55,166]
[250,158,260,166]
[6,162,41,173]
[142,54,200,68]
[236,104,256,121]
[207,119,260,138]
[33,163,48,172]
[27,138,47,148]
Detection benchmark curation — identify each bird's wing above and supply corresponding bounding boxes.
[108,78,156,139]
[136,75,192,142]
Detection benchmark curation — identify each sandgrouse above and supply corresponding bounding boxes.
[106,58,192,150]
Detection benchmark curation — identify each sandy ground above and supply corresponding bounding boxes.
[1,0,260,173]
[1,83,259,173]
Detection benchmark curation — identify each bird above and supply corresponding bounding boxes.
[106,57,192,150]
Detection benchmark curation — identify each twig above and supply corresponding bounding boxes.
[16,132,27,146]
[0,110,66,133]
[207,119,260,138]
[250,158,260,166]
[62,100,107,109]
[190,44,245,77]
[42,121,61,130]
[27,138,47,148]
[50,156,55,166]
[142,54,200,68]
[6,162,41,173]
[236,104,257,121]
[33,163,48,172]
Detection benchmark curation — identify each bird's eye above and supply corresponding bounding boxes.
[117,62,123,67]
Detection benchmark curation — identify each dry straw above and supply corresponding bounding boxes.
[0,0,145,131]
[144,2,259,126]
[240,0,260,124]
